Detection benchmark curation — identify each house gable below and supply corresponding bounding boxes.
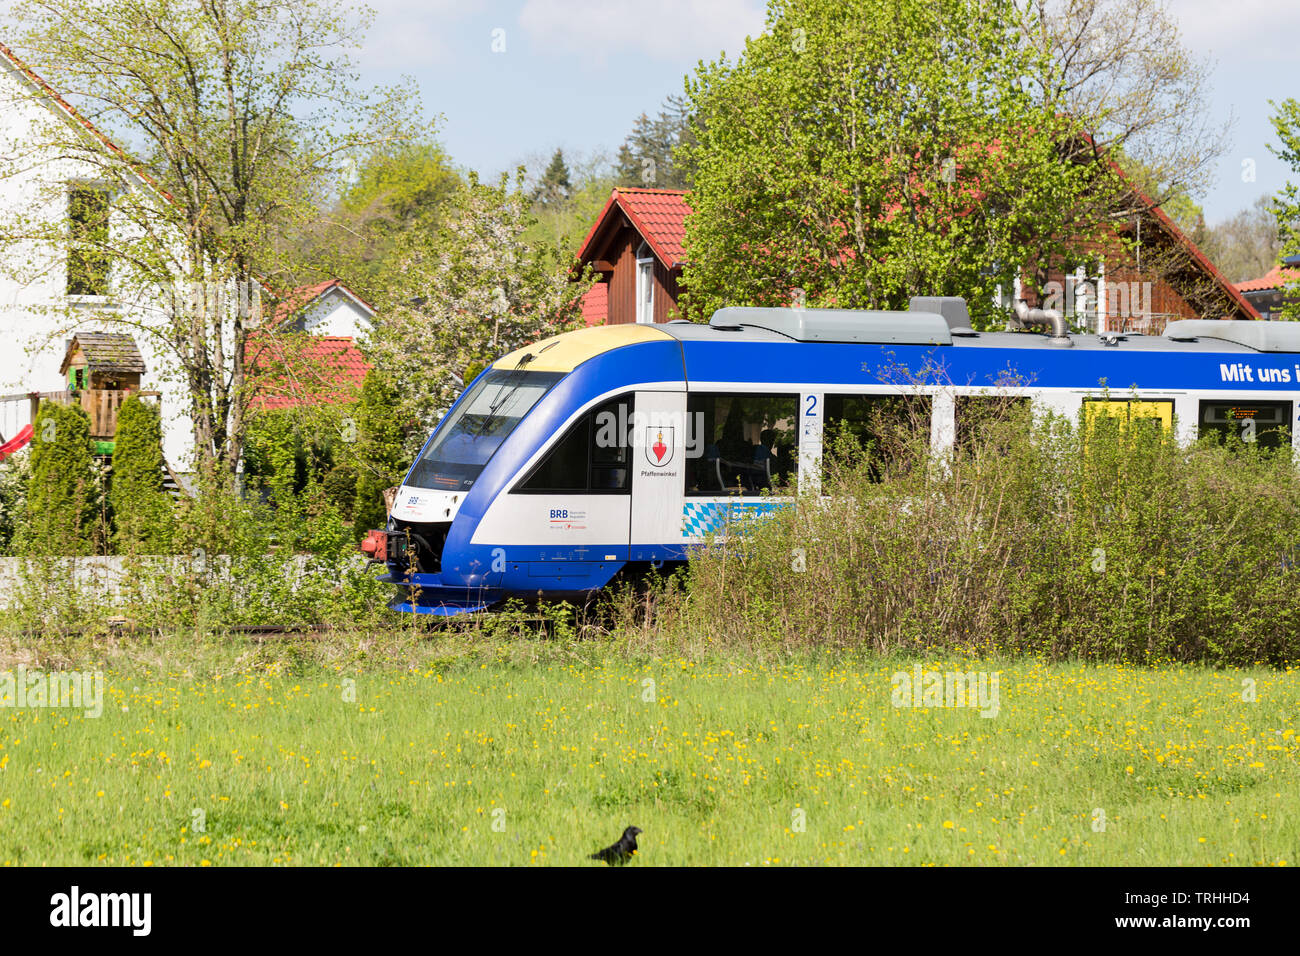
[272,279,375,338]
[576,188,689,325]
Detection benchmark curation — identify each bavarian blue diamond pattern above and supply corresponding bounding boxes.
[680,499,791,538]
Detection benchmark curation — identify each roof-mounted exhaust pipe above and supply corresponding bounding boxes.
[1014,300,1072,348]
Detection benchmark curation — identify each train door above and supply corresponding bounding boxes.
[629,389,688,560]
[798,391,823,495]
[676,389,801,547]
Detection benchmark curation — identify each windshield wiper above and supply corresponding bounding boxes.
[470,353,536,436]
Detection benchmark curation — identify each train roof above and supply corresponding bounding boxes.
[657,318,1265,353]
[492,300,1299,377]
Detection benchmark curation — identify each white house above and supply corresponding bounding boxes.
[0,40,372,471]
[0,40,199,466]
[271,279,374,338]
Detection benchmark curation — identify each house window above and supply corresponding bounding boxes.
[67,186,112,297]
[635,241,655,324]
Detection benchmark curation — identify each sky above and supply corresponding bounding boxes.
[359,0,1292,225]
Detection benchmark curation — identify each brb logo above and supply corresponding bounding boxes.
[644,426,674,467]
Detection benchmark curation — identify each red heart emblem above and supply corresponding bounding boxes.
[652,438,667,462]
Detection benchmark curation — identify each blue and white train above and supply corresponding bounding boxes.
[375,296,1300,614]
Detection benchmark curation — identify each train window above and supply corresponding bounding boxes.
[517,394,635,494]
[685,392,797,496]
[954,395,1030,456]
[407,368,563,491]
[823,393,932,482]
[1198,400,1292,449]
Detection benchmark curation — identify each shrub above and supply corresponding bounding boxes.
[0,451,28,555]
[669,400,1300,666]
[322,464,357,521]
[352,370,407,538]
[20,401,99,556]
[110,395,174,552]
[243,408,302,503]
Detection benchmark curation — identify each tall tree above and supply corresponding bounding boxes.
[110,394,174,552]
[533,148,572,209]
[1270,97,1300,318]
[296,138,461,297]
[367,171,593,453]
[1200,195,1281,284]
[523,147,616,258]
[21,401,96,556]
[0,0,423,477]
[1022,0,1230,210]
[678,0,1104,323]
[615,94,696,190]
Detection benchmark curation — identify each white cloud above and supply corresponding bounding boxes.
[355,0,470,69]
[1168,0,1300,62]
[518,0,765,63]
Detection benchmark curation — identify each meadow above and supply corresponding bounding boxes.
[0,634,1295,866]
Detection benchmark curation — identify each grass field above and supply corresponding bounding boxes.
[0,646,1296,866]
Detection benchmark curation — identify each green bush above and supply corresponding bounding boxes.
[20,401,99,556]
[670,400,1300,666]
[352,370,407,538]
[0,475,398,637]
[110,395,174,552]
[243,408,303,503]
[322,464,357,520]
[0,451,28,555]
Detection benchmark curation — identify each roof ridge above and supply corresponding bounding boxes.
[615,186,688,195]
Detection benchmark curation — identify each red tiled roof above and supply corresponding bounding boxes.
[245,334,370,411]
[271,279,376,326]
[1131,193,1258,319]
[581,282,608,327]
[1236,265,1300,294]
[578,187,691,268]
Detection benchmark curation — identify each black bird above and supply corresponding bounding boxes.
[590,826,642,865]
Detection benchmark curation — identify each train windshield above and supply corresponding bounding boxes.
[406,368,563,491]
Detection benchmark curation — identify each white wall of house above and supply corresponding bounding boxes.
[296,289,373,338]
[0,54,204,469]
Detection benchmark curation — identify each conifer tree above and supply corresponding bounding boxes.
[110,395,174,552]
[22,401,96,556]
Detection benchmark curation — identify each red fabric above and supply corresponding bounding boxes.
[0,424,34,463]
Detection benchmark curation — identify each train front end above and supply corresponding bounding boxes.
[370,324,680,615]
